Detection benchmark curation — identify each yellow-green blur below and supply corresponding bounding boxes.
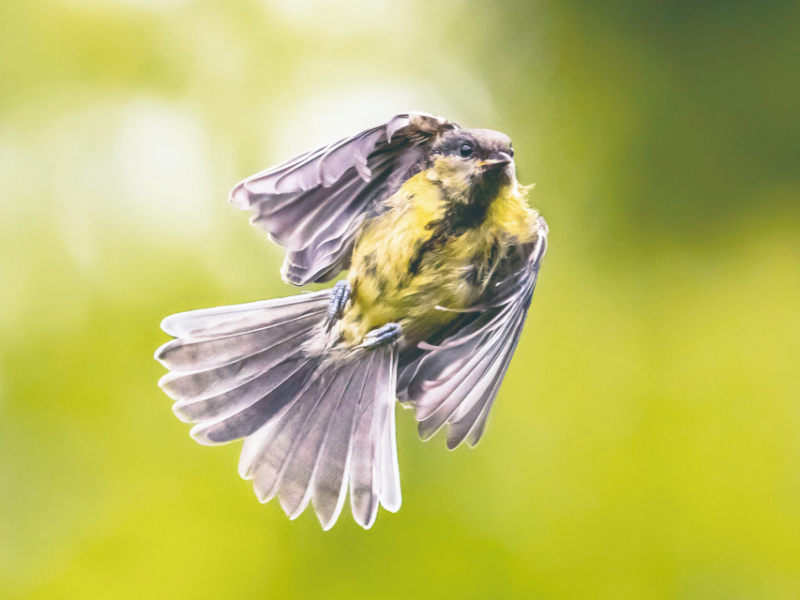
[1,1,799,599]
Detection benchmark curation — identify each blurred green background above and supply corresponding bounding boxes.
[2,0,800,598]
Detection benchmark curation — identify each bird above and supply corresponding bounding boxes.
[155,112,548,530]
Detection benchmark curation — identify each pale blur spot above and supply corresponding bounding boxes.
[268,83,447,159]
[59,0,188,10]
[115,99,214,238]
[267,0,406,35]
[265,77,494,163]
[0,256,27,344]
[27,100,215,268]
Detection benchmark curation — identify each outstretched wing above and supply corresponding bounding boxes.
[230,112,457,286]
[397,217,549,450]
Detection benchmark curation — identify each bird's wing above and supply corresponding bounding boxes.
[397,216,549,450]
[230,112,457,286]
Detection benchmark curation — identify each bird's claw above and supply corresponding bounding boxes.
[325,280,351,330]
[359,323,402,348]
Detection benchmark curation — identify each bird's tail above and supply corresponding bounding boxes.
[154,290,401,530]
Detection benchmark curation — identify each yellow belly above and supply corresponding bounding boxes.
[340,170,536,345]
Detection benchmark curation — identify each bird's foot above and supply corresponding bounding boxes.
[325,280,351,330]
[359,323,402,348]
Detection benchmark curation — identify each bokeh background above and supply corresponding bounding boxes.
[2,0,800,598]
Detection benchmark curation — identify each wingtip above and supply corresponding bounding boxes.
[417,419,442,443]
[466,428,486,449]
[417,429,434,443]
[446,438,462,451]
[536,215,549,236]
[228,180,251,209]
[385,115,411,143]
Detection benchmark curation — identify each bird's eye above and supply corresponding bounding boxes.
[459,143,473,157]
[508,147,514,157]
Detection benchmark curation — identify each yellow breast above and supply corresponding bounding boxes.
[340,170,537,345]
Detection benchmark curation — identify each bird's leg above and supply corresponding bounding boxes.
[325,280,351,331]
[359,323,403,348]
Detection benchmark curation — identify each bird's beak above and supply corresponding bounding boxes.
[481,152,513,172]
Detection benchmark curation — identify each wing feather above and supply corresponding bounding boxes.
[230,113,456,285]
[401,218,548,449]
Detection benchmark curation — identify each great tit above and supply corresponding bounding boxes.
[155,112,548,530]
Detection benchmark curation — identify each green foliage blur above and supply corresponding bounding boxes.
[2,0,799,598]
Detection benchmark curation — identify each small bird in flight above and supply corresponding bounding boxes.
[155,112,548,530]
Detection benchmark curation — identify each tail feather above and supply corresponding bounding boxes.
[279,363,360,519]
[156,291,402,529]
[248,365,337,505]
[349,345,401,528]
[158,326,314,402]
[349,349,384,528]
[311,354,374,530]
[155,310,325,372]
[375,347,401,512]
[190,357,317,445]
[160,291,331,338]
[173,357,312,425]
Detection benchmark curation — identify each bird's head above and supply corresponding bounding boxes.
[426,128,516,205]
